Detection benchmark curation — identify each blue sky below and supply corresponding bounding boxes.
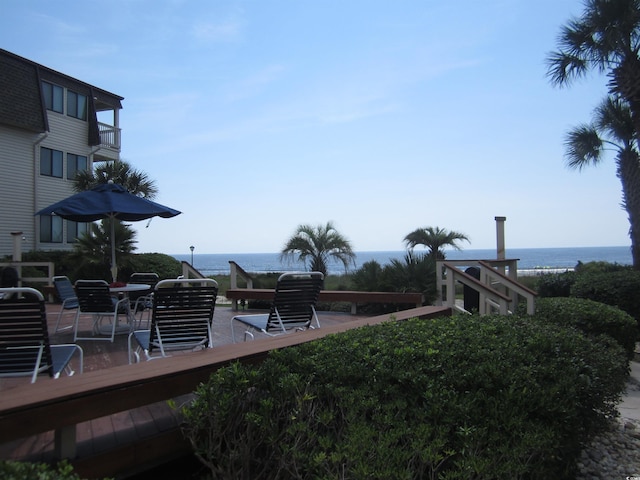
[1,0,629,255]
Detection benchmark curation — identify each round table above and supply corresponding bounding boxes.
[99,284,152,335]
[109,283,151,294]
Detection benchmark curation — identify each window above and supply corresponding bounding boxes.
[40,216,63,243]
[67,90,87,120]
[67,153,88,179]
[40,147,63,178]
[42,81,63,113]
[67,221,88,243]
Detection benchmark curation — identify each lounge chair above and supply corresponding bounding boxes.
[128,278,218,363]
[231,271,324,342]
[52,276,79,334]
[73,280,132,342]
[0,287,83,383]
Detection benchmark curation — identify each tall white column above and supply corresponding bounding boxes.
[495,217,506,260]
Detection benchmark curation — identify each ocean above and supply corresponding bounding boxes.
[172,246,633,276]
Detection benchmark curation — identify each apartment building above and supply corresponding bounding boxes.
[0,49,124,258]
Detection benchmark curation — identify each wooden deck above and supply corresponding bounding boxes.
[0,302,450,478]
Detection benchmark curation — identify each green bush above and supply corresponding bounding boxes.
[571,269,640,324]
[574,261,631,274]
[5,250,182,283]
[535,271,576,297]
[182,316,628,479]
[528,297,638,359]
[119,252,181,281]
[0,460,109,480]
[350,256,436,313]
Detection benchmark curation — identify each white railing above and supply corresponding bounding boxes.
[0,262,55,299]
[436,259,537,315]
[180,261,206,279]
[98,122,121,150]
[228,261,254,289]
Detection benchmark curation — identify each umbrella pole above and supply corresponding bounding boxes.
[110,217,117,282]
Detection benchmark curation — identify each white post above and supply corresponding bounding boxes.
[495,217,506,260]
[10,231,23,286]
[11,231,23,262]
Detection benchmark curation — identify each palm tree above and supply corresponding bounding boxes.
[280,222,356,276]
[546,0,640,133]
[547,0,640,268]
[403,226,470,260]
[73,159,158,198]
[565,97,640,267]
[72,160,157,279]
[71,219,137,280]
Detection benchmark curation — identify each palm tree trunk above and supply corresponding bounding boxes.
[617,149,640,269]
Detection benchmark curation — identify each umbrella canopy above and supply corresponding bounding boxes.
[36,181,181,281]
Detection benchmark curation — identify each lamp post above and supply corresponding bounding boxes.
[190,245,195,266]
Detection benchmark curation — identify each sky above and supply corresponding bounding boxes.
[0,0,631,255]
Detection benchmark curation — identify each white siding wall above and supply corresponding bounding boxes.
[0,111,104,257]
[35,113,97,252]
[0,125,40,257]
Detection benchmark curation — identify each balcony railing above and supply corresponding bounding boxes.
[98,122,121,150]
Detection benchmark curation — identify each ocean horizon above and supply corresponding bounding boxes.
[172,246,633,277]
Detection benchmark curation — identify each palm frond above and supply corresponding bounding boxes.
[564,125,604,170]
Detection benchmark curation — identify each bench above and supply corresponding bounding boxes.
[226,289,424,314]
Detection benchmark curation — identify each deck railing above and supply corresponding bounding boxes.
[436,259,537,315]
[228,260,254,289]
[0,261,54,290]
[180,261,206,279]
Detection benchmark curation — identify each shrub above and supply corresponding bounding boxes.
[182,316,628,479]
[0,460,108,480]
[350,256,437,313]
[6,250,182,283]
[571,269,640,324]
[529,297,638,360]
[574,261,631,274]
[535,271,576,297]
[119,252,181,281]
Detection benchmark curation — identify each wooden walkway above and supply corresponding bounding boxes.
[0,305,450,478]
[0,303,377,473]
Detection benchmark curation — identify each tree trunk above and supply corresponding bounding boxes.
[617,149,640,269]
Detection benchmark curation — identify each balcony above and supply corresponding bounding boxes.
[98,122,121,150]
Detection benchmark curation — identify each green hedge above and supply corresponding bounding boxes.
[182,316,628,479]
[0,460,109,480]
[571,270,640,324]
[529,297,638,359]
[535,271,576,297]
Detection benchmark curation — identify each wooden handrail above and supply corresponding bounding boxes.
[477,261,537,314]
[228,261,253,289]
[441,261,512,314]
[180,261,205,279]
[436,260,537,315]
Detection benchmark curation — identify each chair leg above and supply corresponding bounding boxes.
[73,311,81,342]
[54,309,72,334]
[127,333,138,364]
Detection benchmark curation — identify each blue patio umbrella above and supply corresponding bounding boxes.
[36,181,181,281]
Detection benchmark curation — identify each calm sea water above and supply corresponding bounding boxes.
[172,246,633,276]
